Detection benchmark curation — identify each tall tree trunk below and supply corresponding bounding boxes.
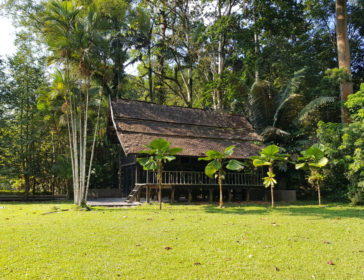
[216,3,223,110]
[148,43,154,102]
[336,0,353,123]
[156,9,167,105]
[253,8,260,83]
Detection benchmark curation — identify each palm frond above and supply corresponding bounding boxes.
[248,79,272,131]
[298,96,336,121]
[273,68,306,127]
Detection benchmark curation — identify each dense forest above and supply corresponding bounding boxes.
[0,0,363,204]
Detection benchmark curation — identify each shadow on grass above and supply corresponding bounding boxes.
[0,200,73,205]
[202,202,364,219]
[4,200,362,220]
[88,201,363,220]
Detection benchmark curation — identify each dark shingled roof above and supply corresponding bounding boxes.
[110,98,263,159]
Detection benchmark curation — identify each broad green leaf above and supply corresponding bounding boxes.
[198,156,212,161]
[163,155,176,162]
[209,159,222,171]
[206,150,223,159]
[205,164,217,178]
[144,157,158,171]
[298,156,310,161]
[226,159,245,171]
[224,145,235,156]
[252,158,271,167]
[168,147,183,155]
[304,146,324,159]
[139,149,155,155]
[295,162,307,170]
[309,157,328,168]
[250,155,261,160]
[149,138,171,152]
[136,157,149,166]
[261,145,280,157]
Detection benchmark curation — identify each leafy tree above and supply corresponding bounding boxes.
[341,84,364,204]
[137,138,182,210]
[198,146,246,208]
[295,144,329,205]
[250,145,290,207]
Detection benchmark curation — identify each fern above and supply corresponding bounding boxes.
[298,96,336,121]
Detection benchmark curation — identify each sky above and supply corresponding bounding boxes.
[0,15,139,74]
[0,15,16,57]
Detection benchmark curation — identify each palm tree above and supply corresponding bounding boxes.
[43,1,104,206]
[248,68,335,140]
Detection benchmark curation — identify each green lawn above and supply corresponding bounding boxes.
[0,202,363,280]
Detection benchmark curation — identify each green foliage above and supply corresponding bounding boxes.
[199,145,246,207]
[250,145,289,168]
[262,171,277,188]
[296,144,329,205]
[198,146,245,179]
[137,138,182,171]
[251,145,290,207]
[316,85,364,204]
[137,138,182,209]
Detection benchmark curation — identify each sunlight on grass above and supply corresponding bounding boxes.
[0,202,363,279]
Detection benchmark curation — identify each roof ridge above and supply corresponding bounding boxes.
[113,98,249,118]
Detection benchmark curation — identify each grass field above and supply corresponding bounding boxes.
[0,202,363,280]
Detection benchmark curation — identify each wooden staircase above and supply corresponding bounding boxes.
[126,184,144,203]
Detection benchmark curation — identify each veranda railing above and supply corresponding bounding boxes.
[137,170,263,186]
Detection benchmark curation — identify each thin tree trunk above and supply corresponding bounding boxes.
[317,183,321,206]
[85,89,103,202]
[253,8,260,82]
[80,78,90,205]
[157,161,163,210]
[336,0,353,123]
[148,44,154,102]
[219,168,223,208]
[269,166,274,207]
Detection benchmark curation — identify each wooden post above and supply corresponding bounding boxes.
[209,189,213,203]
[188,189,192,203]
[171,187,175,203]
[136,189,141,202]
[146,186,150,203]
[246,189,250,202]
[228,188,233,203]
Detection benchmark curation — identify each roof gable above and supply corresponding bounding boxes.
[110,99,262,159]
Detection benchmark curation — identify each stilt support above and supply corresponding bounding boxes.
[209,189,213,203]
[171,187,175,203]
[188,189,192,203]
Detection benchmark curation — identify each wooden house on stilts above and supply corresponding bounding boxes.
[108,98,265,203]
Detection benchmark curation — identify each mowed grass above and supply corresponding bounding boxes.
[0,202,363,280]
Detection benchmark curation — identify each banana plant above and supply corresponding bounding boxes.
[295,144,328,206]
[250,145,290,207]
[137,138,182,210]
[198,146,246,208]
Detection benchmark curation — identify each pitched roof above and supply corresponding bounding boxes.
[110,98,262,159]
